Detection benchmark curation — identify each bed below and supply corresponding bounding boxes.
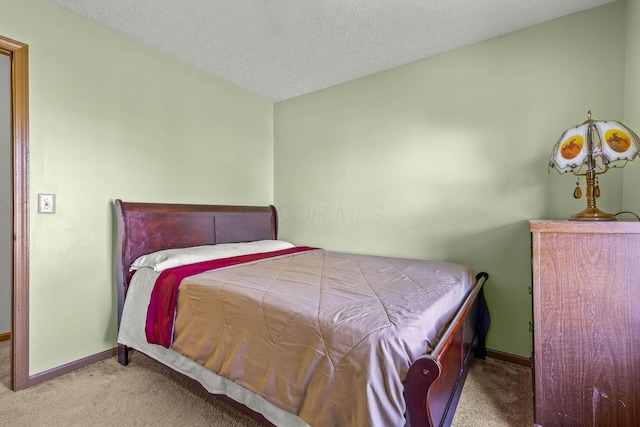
[114,199,490,427]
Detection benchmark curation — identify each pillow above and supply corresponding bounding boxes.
[130,240,295,273]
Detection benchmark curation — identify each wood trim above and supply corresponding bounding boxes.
[28,347,118,387]
[0,34,30,391]
[486,348,531,367]
[0,332,10,342]
[530,219,640,234]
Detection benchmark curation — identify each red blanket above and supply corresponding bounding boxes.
[145,246,318,347]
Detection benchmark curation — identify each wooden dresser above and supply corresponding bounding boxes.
[530,220,640,427]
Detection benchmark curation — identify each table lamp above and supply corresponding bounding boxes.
[548,111,640,220]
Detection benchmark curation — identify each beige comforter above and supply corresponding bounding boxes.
[171,249,474,426]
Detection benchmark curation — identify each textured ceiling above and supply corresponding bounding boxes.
[45,0,615,102]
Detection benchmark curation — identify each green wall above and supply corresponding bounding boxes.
[624,0,640,213]
[274,2,627,357]
[1,0,273,374]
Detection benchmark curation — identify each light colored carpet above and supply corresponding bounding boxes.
[0,341,533,426]
[452,355,534,426]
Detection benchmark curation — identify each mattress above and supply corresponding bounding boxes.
[119,245,475,426]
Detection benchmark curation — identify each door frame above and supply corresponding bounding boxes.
[0,35,29,391]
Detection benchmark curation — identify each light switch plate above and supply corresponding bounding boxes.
[38,193,55,214]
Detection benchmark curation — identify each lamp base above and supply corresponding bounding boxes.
[569,207,617,221]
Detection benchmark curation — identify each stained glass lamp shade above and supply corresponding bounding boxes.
[548,111,640,221]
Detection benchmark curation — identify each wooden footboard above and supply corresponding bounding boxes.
[404,272,490,427]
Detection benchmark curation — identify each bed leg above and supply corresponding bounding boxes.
[118,343,129,366]
[474,283,490,360]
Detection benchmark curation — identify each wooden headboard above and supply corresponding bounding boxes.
[114,199,278,323]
